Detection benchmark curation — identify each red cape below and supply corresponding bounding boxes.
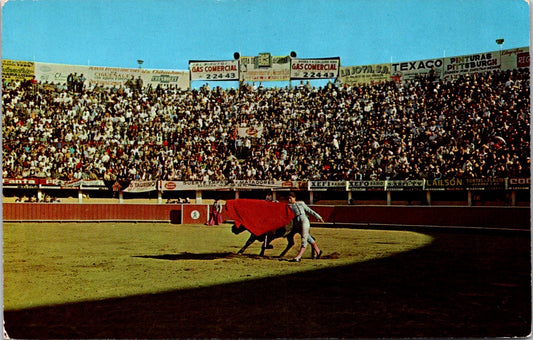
[225,199,295,236]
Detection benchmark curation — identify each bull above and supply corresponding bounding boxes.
[231,222,301,257]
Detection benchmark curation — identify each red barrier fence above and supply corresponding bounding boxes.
[3,203,530,230]
[3,203,182,222]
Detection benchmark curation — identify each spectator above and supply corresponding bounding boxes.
[1,69,530,182]
[206,199,223,226]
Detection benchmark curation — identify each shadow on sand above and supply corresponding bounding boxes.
[133,252,285,261]
[5,231,531,339]
[133,252,235,260]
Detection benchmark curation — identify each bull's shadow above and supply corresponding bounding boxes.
[133,252,234,260]
[134,252,284,260]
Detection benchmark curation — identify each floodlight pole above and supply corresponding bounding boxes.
[234,52,241,90]
[496,39,504,66]
[289,51,297,89]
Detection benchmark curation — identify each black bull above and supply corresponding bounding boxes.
[231,221,302,257]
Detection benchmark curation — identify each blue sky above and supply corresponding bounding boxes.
[1,0,530,71]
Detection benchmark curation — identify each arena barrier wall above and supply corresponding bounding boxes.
[311,205,530,230]
[3,203,530,230]
[3,203,183,223]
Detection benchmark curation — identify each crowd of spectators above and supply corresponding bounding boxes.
[2,68,530,182]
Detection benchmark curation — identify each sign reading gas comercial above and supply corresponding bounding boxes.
[189,60,239,81]
[290,57,340,80]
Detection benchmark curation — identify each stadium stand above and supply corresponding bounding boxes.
[2,69,530,183]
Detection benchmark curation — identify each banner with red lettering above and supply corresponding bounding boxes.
[189,60,239,81]
[516,52,530,68]
[123,181,157,192]
[290,57,340,80]
[500,47,530,70]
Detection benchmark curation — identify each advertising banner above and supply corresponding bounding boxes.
[499,47,530,70]
[123,181,157,192]
[147,69,189,89]
[348,180,386,191]
[237,126,264,138]
[160,180,289,191]
[464,178,506,190]
[339,63,391,85]
[35,62,189,90]
[38,179,63,189]
[385,180,424,191]
[2,60,35,82]
[34,62,86,85]
[2,178,108,190]
[516,52,530,68]
[239,55,291,82]
[443,52,500,78]
[189,60,239,81]
[178,181,230,190]
[232,180,282,190]
[3,178,40,189]
[60,179,108,190]
[508,178,530,190]
[308,181,347,191]
[424,178,465,191]
[390,58,444,82]
[272,181,308,191]
[290,58,340,80]
[88,66,189,89]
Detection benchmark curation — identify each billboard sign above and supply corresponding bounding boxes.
[189,60,239,81]
[240,55,291,82]
[499,47,530,70]
[34,62,190,90]
[390,58,444,82]
[290,57,340,80]
[2,60,35,82]
[443,52,500,78]
[339,63,391,85]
